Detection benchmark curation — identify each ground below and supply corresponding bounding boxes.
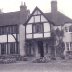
[0,60,72,72]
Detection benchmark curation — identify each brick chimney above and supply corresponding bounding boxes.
[51,0,57,22]
[20,2,27,12]
[20,2,29,24]
[51,0,57,13]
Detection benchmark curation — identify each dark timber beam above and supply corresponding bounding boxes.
[11,34,18,42]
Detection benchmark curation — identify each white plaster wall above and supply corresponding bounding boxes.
[34,33,43,38]
[44,33,50,37]
[41,15,47,22]
[26,34,32,39]
[44,23,50,32]
[19,24,25,56]
[33,10,41,15]
[63,32,72,42]
[35,16,40,22]
[63,23,72,42]
[26,24,32,33]
[0,34,16,43]
[28,17,34,23]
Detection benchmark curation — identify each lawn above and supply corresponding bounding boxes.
[0,60,72,72]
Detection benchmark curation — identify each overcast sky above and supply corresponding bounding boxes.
[0,0,72,19]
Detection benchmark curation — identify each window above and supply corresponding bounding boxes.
[66,42,69,51]
[1,43,6,55]
[69,25,72,32]
[0,27,7,35]
[7,25,18,34]
[65,26,68,32]
[33,23,43,33]
[10,43,16,54]
[0,25,18,35]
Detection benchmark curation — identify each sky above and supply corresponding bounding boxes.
[0,0,72,19]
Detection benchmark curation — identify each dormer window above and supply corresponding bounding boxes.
[33,23,43,33]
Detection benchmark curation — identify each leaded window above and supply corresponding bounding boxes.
[33,23,43,33]
[0,25,18,35]
[1,43,6,55]
[10,43,16,54]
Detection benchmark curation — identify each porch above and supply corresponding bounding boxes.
[25,38,55,58]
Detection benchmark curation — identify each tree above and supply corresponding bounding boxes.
[51,27,65,59]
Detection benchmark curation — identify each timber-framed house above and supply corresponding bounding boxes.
[24,7,55,57]
[0,2,30,56]
[24,1,72,58]
[0,0,72,58]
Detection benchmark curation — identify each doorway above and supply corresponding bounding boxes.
[38,41,44,57]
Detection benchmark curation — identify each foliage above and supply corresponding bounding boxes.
[51,27,65,59]
[32,57,50,63]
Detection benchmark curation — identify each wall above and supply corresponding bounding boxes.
[19,24,25,56]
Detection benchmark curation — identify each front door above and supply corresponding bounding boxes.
[38,41,44,57]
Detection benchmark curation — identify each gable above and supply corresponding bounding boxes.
[28,8,48,24]
[24,7,51,25]
[25,7,51,39]
[33,10,41,15]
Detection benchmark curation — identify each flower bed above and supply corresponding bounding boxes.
[0,55,17,64]
[0,58,16,64]
[32,57,51,63]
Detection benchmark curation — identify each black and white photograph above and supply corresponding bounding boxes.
[0,0,72,72]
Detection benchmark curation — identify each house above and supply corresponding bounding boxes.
[0,0,72,58]
[0,2,30,56]
[24,0,72,58]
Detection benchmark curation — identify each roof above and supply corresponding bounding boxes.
[45,11,72,26]
[0,11,27,26]
[0,6,72,26]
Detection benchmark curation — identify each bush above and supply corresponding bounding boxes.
[17,56,28,61]
[0,55,18,64]
[0,58,16,64]
[32,57,50,63]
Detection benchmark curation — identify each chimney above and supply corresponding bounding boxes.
[20,2,30,24]
[20,2,27,12]
[51,0,57,22]
[51,0,57,13]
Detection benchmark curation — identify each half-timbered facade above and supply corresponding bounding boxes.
[0,2,29,56]
[24,0,72,58]
[0,25,19,55]
[0,0,72,59]
[25,7,54,57]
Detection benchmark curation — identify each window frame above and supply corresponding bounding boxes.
[33,23,43,33]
